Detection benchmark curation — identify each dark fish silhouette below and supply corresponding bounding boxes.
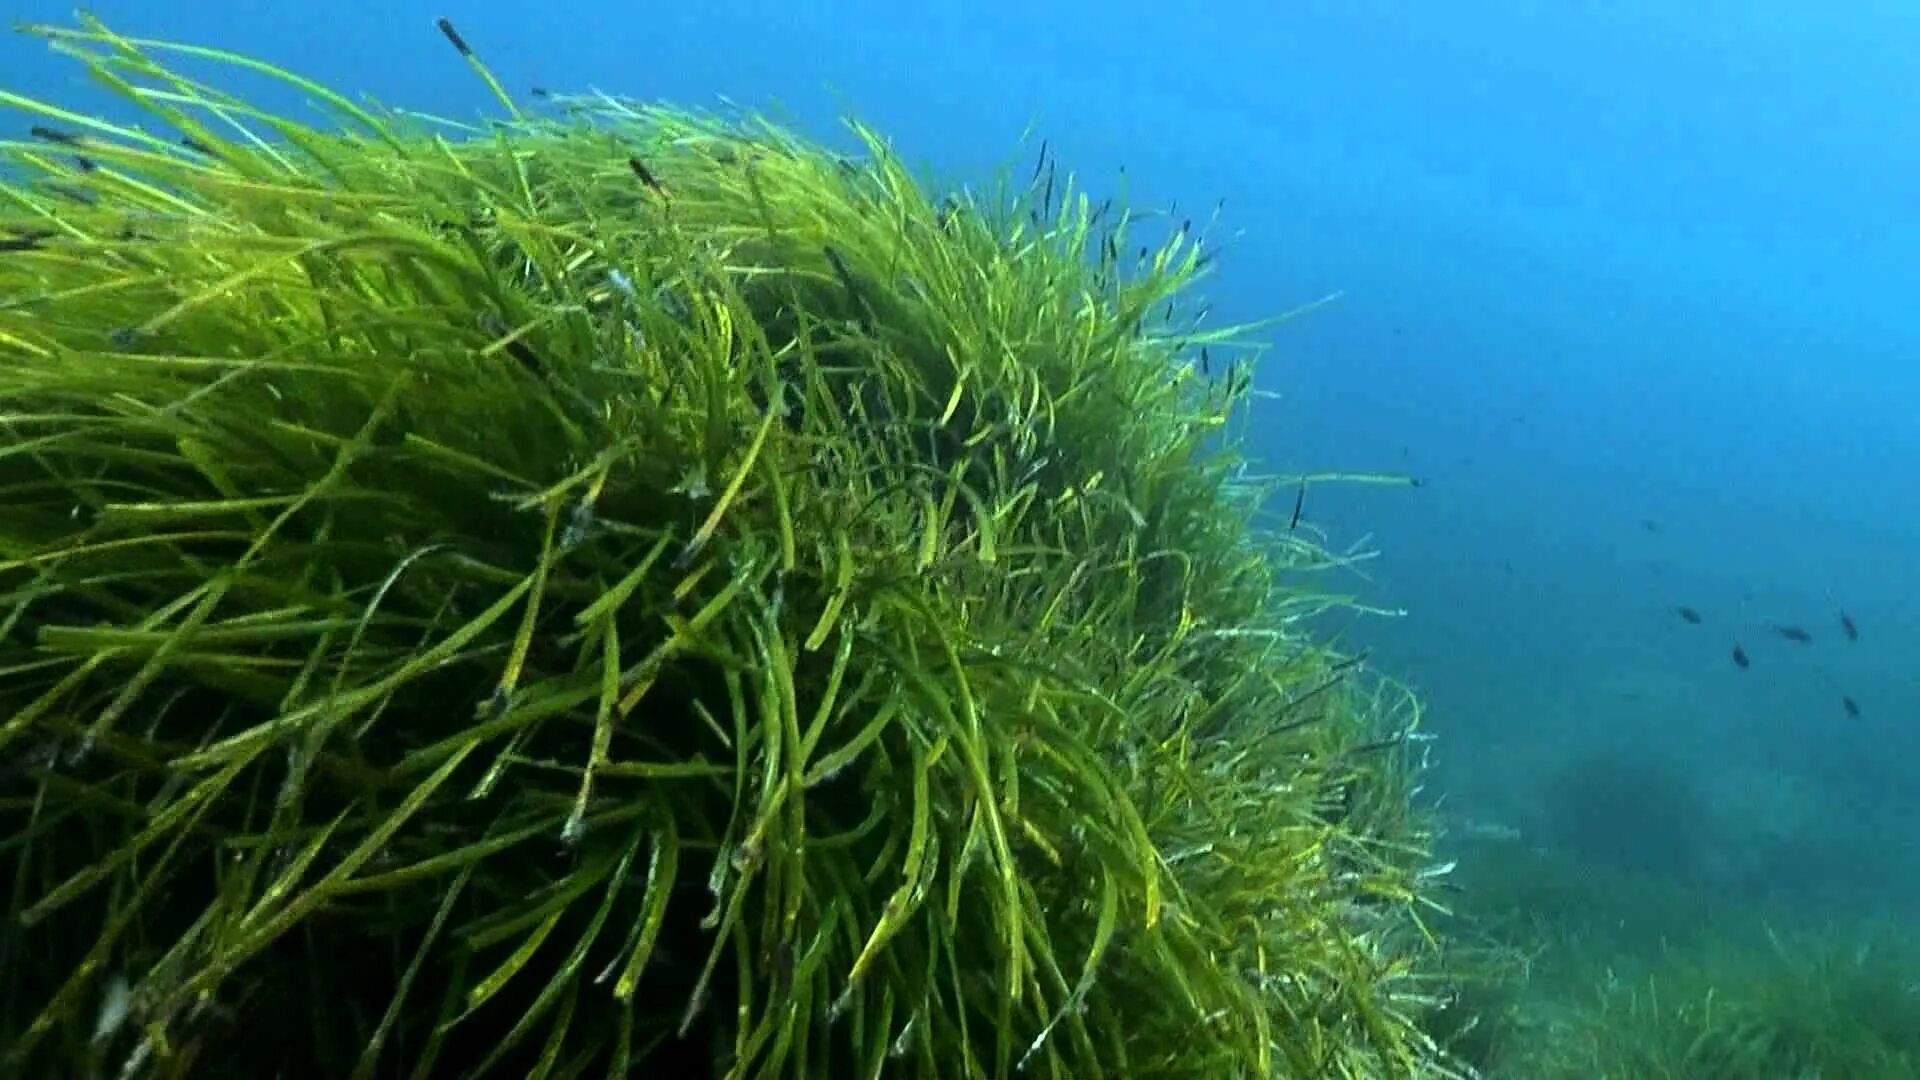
[28,124,83,146]
[1771,624,1813,644]
[1674,606,1702,624]
[0,227,55,252]
[627,157,666,194]
[1842,695,1860,719]
[1839,611,1858,641]
[1731,643,1749,669]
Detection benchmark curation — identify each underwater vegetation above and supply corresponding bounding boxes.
[1534,927,1920,1080]
[0,15,1459,1080]
[1439,843,1920,1080]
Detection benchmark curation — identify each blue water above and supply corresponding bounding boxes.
[8,0,1913,935]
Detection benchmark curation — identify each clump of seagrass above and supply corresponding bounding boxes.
[0,15,1455,1079]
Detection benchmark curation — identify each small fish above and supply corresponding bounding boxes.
[27,125,97,172]
[92,974,132,1046]
[179,135,216,156]
[559,499,595,552]
[627,156,666,195]
[1288,481,1306,532]
[530,86,552,99]
[1730,643,1749,669]
[46,183,97,205]
[1771,624,1812,644]
[0,228,55,252]
[1841,695,1860,719]
[479,313,546,375]
[1838,610,1858,641]
[1674,606,1702,624]
[29,124,83,146]
[822,245,870,319]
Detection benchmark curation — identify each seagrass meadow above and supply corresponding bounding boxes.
[0,16,1457,1079]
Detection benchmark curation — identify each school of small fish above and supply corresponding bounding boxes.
[1670,601,1864,719]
